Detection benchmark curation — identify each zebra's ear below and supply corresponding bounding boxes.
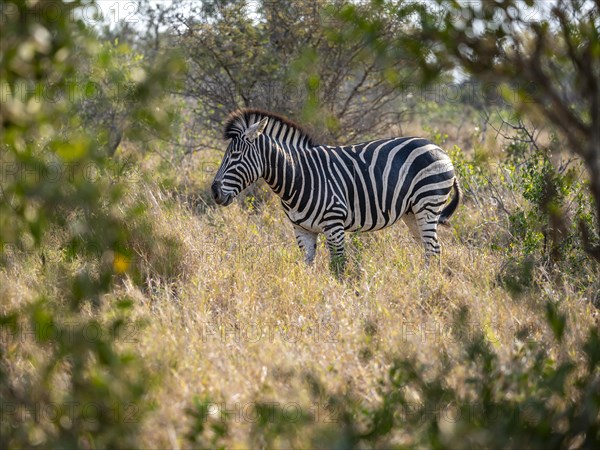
[243,117,269,141]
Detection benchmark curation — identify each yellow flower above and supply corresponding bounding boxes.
[113,252,130,274]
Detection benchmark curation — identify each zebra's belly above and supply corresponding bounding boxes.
[283,199,407,234]
[282,206,324,233]
[343,208,405,232]
[288,218,324,233]
[287,215,402,234]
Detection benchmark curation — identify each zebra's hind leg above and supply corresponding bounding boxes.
[413,209,442,264]
[323,224,346,276]
[402,213,421,242]
[293,225,318,265]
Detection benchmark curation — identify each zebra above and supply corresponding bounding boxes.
[211,109,461,273]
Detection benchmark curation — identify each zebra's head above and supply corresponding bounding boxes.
[211,116,269,206]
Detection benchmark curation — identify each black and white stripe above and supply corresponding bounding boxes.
[211,109,461,270]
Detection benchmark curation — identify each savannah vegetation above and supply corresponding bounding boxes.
[1,0,599,448]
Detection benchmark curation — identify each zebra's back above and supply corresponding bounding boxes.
[312,137,456,232]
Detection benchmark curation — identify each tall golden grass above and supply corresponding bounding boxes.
[2,124,597,448]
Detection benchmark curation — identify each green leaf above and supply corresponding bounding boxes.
[116,299,134,310]
[545,302,566,342]
[31,301,53,343]
[51,135,90,162]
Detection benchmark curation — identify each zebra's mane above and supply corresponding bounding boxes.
[223,109,316,147]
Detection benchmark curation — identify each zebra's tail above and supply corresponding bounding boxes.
[438,178,461,227]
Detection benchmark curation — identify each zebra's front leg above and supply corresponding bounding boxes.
[293,225,318,265]
[323,224,346,276]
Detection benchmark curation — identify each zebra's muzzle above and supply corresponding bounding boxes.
[215,194,234,206]
[211,180,234,206]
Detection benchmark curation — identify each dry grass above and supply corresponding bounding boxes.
[120,157,595,447]
[2,133,597,449]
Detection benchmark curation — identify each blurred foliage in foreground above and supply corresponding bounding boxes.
[1,1,182,447]
[187,303,600,449]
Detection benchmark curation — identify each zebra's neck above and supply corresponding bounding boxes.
[260,137,308,204]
